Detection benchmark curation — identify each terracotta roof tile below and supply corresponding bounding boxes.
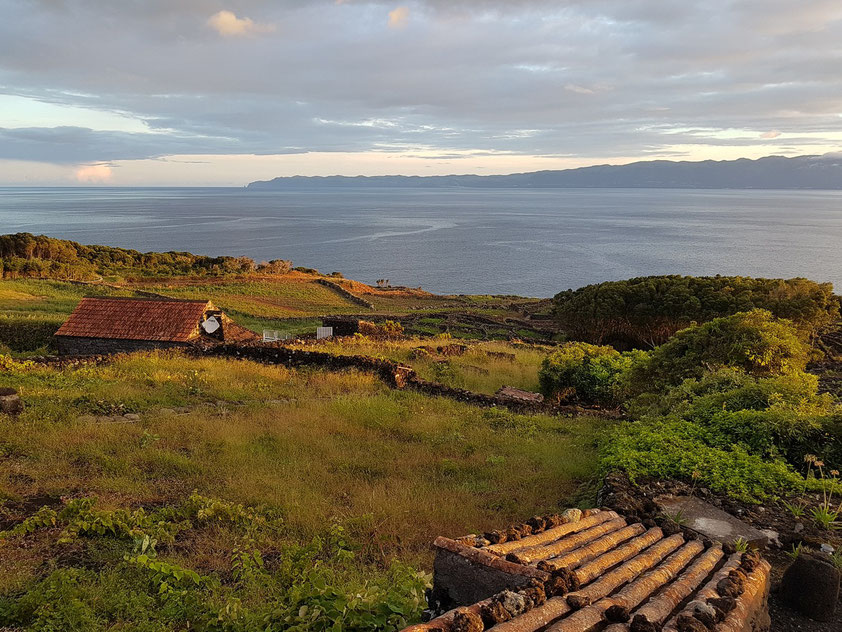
[55,298,212,342]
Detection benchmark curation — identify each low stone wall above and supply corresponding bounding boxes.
[197,342,410,387]
[30,354,113,368]
[314,278,375,309]
[195,342,608,416]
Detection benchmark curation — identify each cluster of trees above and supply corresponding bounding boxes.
[539,310,842,501]
[553,275,839,348]
[0,233,292,281]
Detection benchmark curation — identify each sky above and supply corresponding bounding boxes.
[1,0,842,186]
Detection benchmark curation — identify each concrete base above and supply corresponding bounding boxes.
[656,495,768,548]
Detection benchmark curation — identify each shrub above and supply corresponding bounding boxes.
[627,310,809,394]
[0,233,293,280]
[596,310,841,501]
[256,259,292,275]
[553,275,837,347]
[357,320,404,340]
[601,418,805,502]
[539,342,643,406]
[0,315,58,352]
[632,369,842,470]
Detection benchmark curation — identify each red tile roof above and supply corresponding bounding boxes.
[55,298,212,342]
[219,317,262,343]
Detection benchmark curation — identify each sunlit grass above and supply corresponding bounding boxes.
[291,337,549,394]
[0,351,609,566]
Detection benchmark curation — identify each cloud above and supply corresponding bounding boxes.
[565,84,595,95]
[0,126,243,164]
[1,0,842,178]
[761,130,782,139]
[207,10,274,37]
[388,6,410,28]
[75,163,112,183]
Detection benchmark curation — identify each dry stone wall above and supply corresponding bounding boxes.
[196,342,596,415]
[314,278,375,309]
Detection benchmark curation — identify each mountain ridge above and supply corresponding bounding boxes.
[247,152,842,190]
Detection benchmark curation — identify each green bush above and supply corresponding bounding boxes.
[0,495,428,632]
[596,310,842,501]
[0,315,58,352]
[629,367,821,418]
[601,418,805,502]
[627,310,809,394]
[631,369,842,471]
[0,233,292,281]
[538,342,644,406]
[553,275,838,347]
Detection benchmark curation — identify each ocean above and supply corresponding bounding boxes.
[1,186,841,297]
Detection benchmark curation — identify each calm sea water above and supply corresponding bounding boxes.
[1,187,841,297]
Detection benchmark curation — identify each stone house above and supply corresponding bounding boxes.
[54,297,258,355]
[321,316,366,337]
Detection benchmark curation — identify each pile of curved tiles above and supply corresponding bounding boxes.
[403,509,770,632]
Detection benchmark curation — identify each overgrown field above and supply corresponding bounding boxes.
[291,337,549,394]
[0,352,610,631]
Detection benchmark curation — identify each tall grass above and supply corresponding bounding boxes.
[1,351,609,560]
[292,337,549,394]
[0,351,610,630]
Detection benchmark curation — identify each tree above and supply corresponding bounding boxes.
[627,309,810,394]
[552,275,838,348]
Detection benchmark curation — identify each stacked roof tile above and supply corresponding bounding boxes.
[403,509,771,632]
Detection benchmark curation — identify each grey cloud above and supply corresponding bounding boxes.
[0,126,243,163]
[0,0,841,164]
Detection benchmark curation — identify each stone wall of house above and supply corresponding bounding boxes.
[56,336,192,356]
[431,538,549,610]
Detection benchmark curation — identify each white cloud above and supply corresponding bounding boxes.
[75,163,112,183]
[388,6,410,29]
[207,10,274,37]
[2,1,842,183]
[565,84,595,95]
[761,130,782,139]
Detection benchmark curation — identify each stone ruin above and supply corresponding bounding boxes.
[402,508,771,632]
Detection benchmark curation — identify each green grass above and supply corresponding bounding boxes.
[291,337,550,394]
[0,351,611,630]
[137,278,362,318]
[0,279,135,321]
[0,278,540,343]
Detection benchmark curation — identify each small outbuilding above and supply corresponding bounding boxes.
[54,297,259,355]
[321,316,366,337]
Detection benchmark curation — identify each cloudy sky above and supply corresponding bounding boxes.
[1,0,842,185]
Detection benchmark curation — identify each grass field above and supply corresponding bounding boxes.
[0,351,610,630]
[0,279,136,323]
[293,337,550,394]
[0,275,550,353]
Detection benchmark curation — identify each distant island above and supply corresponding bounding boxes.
[248,152,842,190]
